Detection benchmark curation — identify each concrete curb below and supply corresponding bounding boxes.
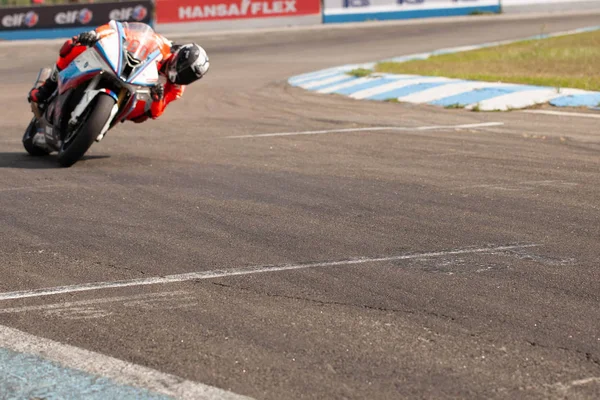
[288,25,600,112]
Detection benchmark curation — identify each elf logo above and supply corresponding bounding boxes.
[109,5,149,21]
[1,11,39,28]
[54,8,94,25]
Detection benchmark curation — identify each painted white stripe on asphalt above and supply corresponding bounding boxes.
[0,324,252,400]
[0,184,72,192]
[551,376,600,393]
[316,76,380,94]
[395,81,503,103]
[300,74,350,89]
[0,291,190,315]
[413,122,505,130]
[349,77,453,99]
[435,44,482,54]
[289,69,345,85]
[225,122,504,138]
[467,89,583,111]
[317,74,421,94]
[568,377,600,387]
[0,243,530,301]
[384,53,432,62]
[522,110,600,119]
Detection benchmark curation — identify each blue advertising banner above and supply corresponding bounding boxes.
[323,0,501,23]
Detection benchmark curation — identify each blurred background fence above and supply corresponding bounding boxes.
[1,0,127,6]
[5,0,591,41]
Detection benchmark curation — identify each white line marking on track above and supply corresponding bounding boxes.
[349,76,452,100]
[464,180,578,191]
[0,244,536,301]
[316,76,382,94]
[395,81,504,103]
[299,74,349,89]
[0,291,190,315]
[551,376,600,393]
[0,324,252,400]
[569,377,600,387]
[43,307,114,320]
[0,184,71,192]
[522,110,600,119]
[467,89,584,111]
[225,122,504,138]
[289,69,345,85]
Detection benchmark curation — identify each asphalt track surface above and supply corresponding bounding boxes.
[1,12,600,400]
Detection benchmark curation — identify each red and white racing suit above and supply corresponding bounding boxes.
[56,24,185,123]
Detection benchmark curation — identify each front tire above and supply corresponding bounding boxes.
[57,93,115,168]
[22,117,50,157]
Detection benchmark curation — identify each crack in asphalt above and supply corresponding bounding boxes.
[527,340,600,368]
[210,282,457,322]
[211,282,600,371]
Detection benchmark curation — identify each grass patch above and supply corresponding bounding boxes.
[445,103,465,109]
[375,30,600,91]
[347,68,373,78]
[469,10,498,15]
[385,98,400,103]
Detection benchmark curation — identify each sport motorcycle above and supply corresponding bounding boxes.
[24,21,163,167]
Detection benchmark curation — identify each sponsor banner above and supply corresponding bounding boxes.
[323,0,501,23]
[502,0,598,4]
[0,1,153,32]
[156,0,321,24]
[502,0,600,14]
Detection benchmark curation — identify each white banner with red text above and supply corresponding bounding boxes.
[155,0,322,32]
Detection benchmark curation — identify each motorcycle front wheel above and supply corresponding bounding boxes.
[57,93,115,168]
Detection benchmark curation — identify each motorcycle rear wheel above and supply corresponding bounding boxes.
[57,93,115,168]
[22,117,50,157]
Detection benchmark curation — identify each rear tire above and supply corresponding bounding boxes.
[57,93,115,168]
[22,117,50,157]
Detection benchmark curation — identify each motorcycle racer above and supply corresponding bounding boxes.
[28,22,210,123]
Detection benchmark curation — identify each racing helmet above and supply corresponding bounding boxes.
[166,43,210,85]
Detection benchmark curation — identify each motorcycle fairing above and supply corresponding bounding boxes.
[95,20,122,74]
[127,49,161,86]
[99,20,161,86]
[38,20,162,150]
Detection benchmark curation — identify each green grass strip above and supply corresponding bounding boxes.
[376,30,600,92]
[347,68,373,78]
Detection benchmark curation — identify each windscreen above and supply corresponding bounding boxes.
[122,22,160,63]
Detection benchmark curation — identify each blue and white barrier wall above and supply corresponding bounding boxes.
[323,0,501,24]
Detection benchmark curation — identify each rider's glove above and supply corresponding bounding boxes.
[76,31,98,47]
[151,83,165,102]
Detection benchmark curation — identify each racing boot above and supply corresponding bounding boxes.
[32,126,51,152]
[28,66,58,105]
